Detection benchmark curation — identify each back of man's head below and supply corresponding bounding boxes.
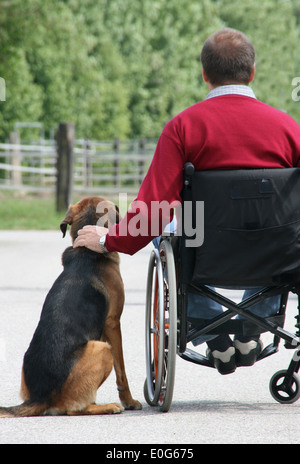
[200,28,255,86]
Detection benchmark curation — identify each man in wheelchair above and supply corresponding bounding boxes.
[75,29,300,397]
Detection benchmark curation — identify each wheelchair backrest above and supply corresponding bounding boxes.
[181,166,300,286]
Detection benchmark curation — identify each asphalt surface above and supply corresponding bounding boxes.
[0,230,300,445]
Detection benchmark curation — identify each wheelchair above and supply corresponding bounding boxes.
[144,164,300,412]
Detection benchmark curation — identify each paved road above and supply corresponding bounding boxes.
[0,231,299,445]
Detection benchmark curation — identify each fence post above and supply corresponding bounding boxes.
[83,138,92,189]
[9,131,22,187]
[139,138,146,184]
[113,137,121,189]
[56,122,75,212]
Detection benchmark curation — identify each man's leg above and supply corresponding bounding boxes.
[187,292,236,375]
[234,289,281,366]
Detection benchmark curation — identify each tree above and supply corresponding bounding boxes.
[0,0,299,141]
[0,0,131,140]
[0,1,43,139]
[63,0,131,139]
[102,0,222,137]
[216,0,300,123]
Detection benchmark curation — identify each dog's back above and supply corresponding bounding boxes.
[23,247,109,404]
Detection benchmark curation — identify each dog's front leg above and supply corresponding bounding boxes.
[104,319,142,410]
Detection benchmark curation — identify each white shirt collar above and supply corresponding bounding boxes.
[206,85,257,100]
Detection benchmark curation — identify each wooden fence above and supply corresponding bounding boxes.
[0,125,157,210]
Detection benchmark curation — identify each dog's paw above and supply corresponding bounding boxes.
[123,399,142,411]
[110,403,125,414]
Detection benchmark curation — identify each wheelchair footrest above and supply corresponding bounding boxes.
[179,343,279,368]
[179,348,214,368]
[257,343,279,361]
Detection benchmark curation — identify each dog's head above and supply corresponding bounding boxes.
[60,197,121,241]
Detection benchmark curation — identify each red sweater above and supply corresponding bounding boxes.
[106,95,300,255]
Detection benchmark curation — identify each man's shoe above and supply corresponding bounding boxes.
[234,339,263,367]
[207,346,236,375]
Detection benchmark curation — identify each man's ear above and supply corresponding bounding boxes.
[60,206,74,238]
[249,63,256,83]
[202,67,209,83]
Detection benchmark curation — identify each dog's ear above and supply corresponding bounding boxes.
[60,206,74,238]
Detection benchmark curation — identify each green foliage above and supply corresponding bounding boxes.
[102,0,222,136]
[0,0,299,141]
[217,0,300,122]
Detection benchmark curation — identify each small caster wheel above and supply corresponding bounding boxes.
[269,369,300,404]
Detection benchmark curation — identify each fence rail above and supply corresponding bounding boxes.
[0,137,156,196]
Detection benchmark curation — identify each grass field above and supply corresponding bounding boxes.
[0,191,68,230]
[0,191,135,230]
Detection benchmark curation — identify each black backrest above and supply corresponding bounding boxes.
[181,166,300,286]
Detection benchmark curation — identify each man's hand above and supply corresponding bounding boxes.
[73,225,108,253]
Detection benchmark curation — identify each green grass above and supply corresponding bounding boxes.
[0,191,136,230]
[0,192,65,230]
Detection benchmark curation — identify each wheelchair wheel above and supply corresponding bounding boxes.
[269,370,300,404]
[144,240,177,412]
[145,249,165,406]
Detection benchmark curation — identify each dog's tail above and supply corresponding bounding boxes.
[0,402,47,418]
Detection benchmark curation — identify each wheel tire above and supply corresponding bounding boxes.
[144,241,177,412]
[157,240,177,412]
[144,249,165,406]
[269,369,300,404]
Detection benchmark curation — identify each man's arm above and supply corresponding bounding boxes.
[74,123,186,255]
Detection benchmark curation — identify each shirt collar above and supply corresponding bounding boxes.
[206,85,257,100]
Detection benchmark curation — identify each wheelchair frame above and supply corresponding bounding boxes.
[144,164,300,412]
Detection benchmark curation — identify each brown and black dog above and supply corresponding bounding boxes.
[0,197,141,417]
